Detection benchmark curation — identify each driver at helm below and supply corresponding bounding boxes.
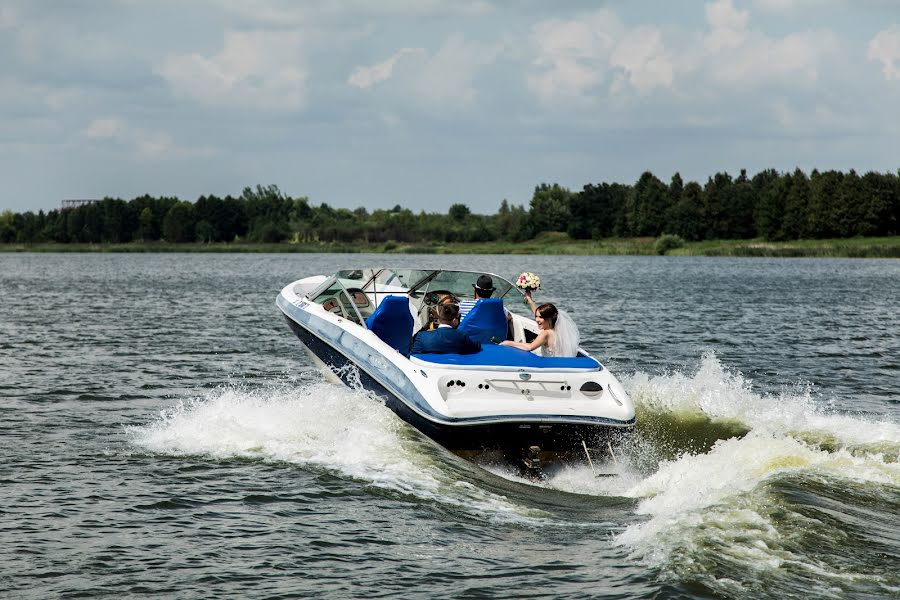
[458,274,510,320]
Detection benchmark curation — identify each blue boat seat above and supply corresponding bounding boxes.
[458,298,507,345]
[365,295,414,354]
[411,343,601,371]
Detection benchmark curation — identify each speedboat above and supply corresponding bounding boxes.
[275,268,635,470]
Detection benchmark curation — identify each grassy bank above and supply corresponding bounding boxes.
[667,236,900,258]
[2,234,899,257]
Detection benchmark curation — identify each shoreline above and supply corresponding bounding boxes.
[1,235,899,258]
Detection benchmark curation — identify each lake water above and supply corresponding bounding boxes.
[1,253,898,599]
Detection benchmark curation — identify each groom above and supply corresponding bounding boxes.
[410,303,481,355]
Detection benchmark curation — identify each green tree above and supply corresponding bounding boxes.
[80,203,102,243]
[726,169,756,239]
[836,170,863,237]
[808,170,842,238]
[627,172,669,236]
[243,184,291,241]
[99,198,131,243]
[66,207,85,242]
[196,220,216,243]
[668,173,684,211]
[448,203,471,222]
[289,197,314,242]
[781,168,810,239]
[137,207,153,241]
[664,181,705,240]
[570,183,626,239]
[859,172,898,236]
[41,210,66,242]
[495,200,513,239]
[162,201,196,242]
[701,172,735,239]
[14,211,42,243]
[529,183,571,234]
[754,171,789,240]
[0,210,15,243]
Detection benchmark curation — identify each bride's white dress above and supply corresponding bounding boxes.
[542,310,580,357]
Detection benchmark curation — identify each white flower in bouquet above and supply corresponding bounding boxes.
[516,272,541,292]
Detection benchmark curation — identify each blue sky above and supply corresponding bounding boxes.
[1,0,899,214]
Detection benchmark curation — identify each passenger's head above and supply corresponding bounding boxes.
[437,303,461,326]
[534,303,558,330]
[473,274,495,299]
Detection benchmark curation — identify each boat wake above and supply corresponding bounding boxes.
[470,351,898,595]
[609,351,900,597]
[128,372,557,526]
[130,353,899,596]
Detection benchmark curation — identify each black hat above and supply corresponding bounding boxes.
[473,274,495,291]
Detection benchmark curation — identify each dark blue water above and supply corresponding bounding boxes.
[1,254,898,599]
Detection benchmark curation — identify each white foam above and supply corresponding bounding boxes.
[615,429,899,576]
[128,351,897,548]
[624,351,900,451]
[475,451,646,497]
[609,351,899,588]
[128,377,550,525]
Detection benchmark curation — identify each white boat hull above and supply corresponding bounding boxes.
[276,276,635,462]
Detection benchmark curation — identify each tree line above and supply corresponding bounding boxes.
[1,168,898,245]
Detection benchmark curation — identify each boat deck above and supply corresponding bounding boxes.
[409,344,601,372]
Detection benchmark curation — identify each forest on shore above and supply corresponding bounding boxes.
[2,168,898,247]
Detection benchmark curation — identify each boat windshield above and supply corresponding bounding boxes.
[311,269,518,328]
[315,269,431,325]
[407,271,515,302]
[366,269,431,294]
[308,277,368,326]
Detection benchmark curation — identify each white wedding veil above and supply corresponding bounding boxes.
[551,309,580,357]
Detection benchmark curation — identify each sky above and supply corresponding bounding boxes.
[1,0,899,214]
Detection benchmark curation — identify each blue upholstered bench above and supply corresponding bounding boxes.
[410,343,601,372]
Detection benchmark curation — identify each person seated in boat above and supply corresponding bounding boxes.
[500,298,580,357]
[458,274,511,321]
[410,303,481,355]
[424,293,459,331]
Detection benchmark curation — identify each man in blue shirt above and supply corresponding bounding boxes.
[411,303,481,354]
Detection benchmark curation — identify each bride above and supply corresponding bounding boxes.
[500,291,580,357]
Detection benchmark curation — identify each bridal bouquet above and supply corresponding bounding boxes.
[516,272,541,293]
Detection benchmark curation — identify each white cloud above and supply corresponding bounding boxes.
[348,48,424,89]
[155,30,307,111]
[703,29,837,88]
[81,117,214,159]
[770,97,866,134]
[409,34,500,106]
[527,11,622,104]
[350,34,500,109]
[868,26,900,81]
[610,27,674,94]
[83,117,124,140]
[705,0,749,31]
[527,0,836,105]
[751,0,840,13]
[704,0,750,53]
[207,0,492,25]
[698,0,838,89]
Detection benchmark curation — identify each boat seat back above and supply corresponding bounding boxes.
[458,298,507,345]
[366,295,414,354]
